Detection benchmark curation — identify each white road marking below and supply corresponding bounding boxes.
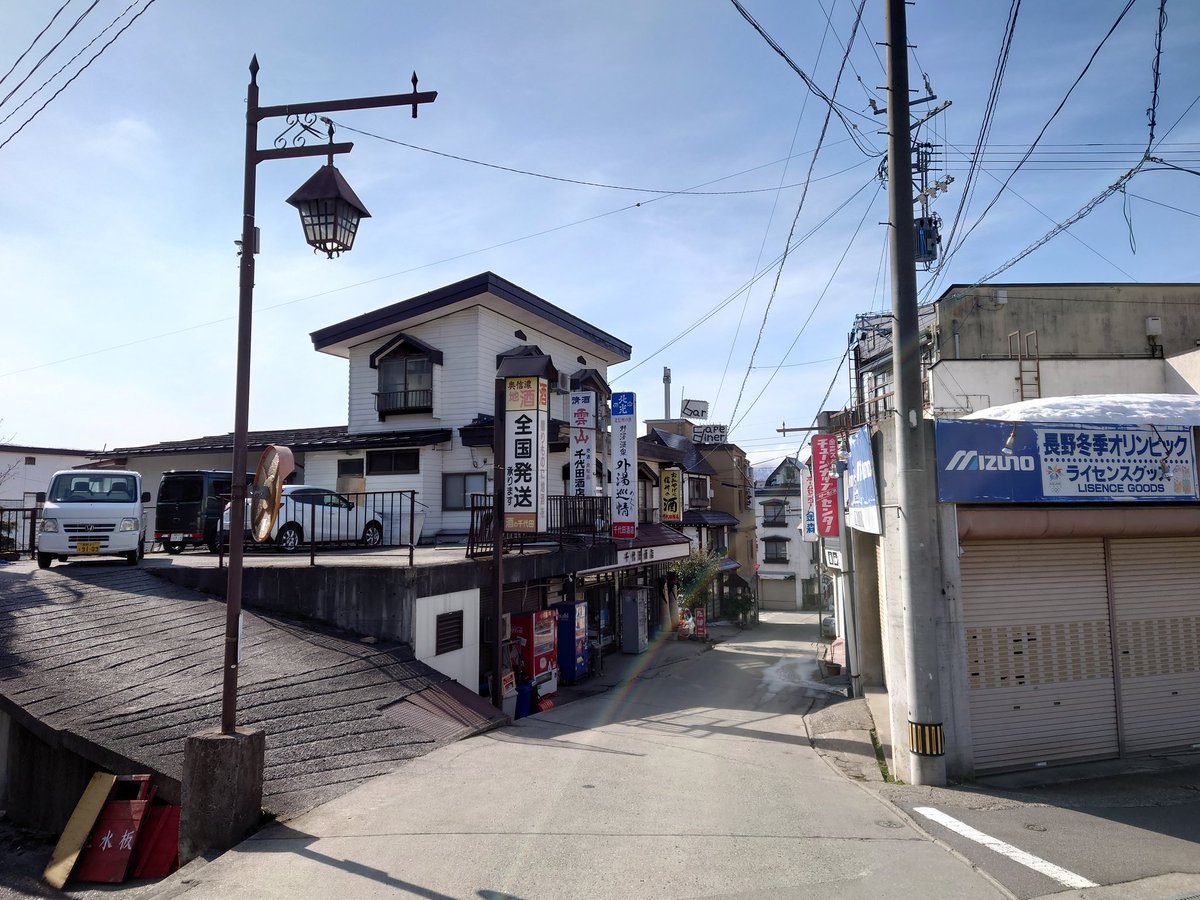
[913,806,1099,890]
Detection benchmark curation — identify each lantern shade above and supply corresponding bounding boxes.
[285,164,371,258]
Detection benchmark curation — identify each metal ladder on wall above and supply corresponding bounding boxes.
[1007,330,1041,400]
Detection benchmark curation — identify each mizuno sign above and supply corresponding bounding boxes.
[944,449,1035,472]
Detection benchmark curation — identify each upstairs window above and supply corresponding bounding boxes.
[367,449,420,475]
[370,332,442,419]
[688,476,710,508]
[762,501,787,527]
[763,537,789,563]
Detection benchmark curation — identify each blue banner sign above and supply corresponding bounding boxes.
[936,419,1198,503]
[846,425,882,533]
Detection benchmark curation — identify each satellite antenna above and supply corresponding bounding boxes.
[250,445,294,542]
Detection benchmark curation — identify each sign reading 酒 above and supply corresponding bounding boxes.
[680,399,709,420]
[504,376,548,532]
[694,423,728,444]
[660,466,682,522]
[569,391,597,496]
[936,419,1199,503]
[810,434,840,537]
[610,392,637,539]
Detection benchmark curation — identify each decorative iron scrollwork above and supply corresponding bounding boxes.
[274,112,322,151]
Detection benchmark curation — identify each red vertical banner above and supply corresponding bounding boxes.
[811,434,840,537]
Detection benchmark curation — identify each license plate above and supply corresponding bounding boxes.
[76,541,101,554]
[170,533,184,542]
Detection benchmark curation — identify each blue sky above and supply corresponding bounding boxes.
[2,1,1198,466]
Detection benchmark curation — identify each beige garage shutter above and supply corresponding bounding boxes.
[960,540,1119,772]
[1108,537,1200,755]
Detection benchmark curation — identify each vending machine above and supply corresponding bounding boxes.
[621,587,648,654]
[552,600,589,684]
[510,609,559,696]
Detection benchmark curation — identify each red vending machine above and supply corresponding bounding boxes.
[510,609,559,696]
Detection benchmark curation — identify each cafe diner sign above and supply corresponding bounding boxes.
[936,419,1198,503]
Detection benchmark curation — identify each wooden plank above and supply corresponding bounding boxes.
[43,771,116,890]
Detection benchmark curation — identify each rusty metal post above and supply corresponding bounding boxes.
[491,377,506,709]
[309,501,316,567]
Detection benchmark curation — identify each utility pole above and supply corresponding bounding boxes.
[885,0,946,785]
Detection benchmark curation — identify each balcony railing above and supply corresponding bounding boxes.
[374,389,433,415]
[467,493,612,558]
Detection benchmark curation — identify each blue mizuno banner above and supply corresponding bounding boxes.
[935,419,1198,503]
[846,425,882,533]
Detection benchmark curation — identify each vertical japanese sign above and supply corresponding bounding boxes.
[800,464,817,542]
[611,391,637,539]
[660,466,682,523]
[845,425,881,534]
[569,391,597,496]
[811,434,839,537]
[504,376,548,532]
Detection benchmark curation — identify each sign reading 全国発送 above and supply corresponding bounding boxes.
[935,419,1198,503]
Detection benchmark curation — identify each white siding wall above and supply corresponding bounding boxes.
[930,358,1170,416]
[343,304,613,539]
[413,588,480,688]
[0,451,98,505]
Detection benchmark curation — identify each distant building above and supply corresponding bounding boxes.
[753,457,815,611]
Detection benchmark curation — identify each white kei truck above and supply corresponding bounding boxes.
[36,469,149,569]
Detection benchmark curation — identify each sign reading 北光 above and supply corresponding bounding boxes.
[504,376,549,531]
[935,419,1199,503]
[611,392,638,539]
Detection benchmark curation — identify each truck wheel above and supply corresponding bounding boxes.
[125,550,139,566]
[163,541,183,554]
[37,552,53,569]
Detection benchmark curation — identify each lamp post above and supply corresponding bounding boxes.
[222,58,436,735]
[181,57,436,865]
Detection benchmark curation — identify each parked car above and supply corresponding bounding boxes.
[820,615,837,639]
[223,485,385,552]
[154,470,253,554]
[37,470,149,568]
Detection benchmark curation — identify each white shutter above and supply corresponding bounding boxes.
[960,540,1119,772]
[1108,538,1200,755]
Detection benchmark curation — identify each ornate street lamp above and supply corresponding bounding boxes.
[179,57,436,864]
[286,121,371,258]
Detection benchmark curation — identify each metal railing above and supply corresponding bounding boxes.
[374,389,433,414]
[466,493,612,558]
[218,489,424,567]
[0,505,38,556]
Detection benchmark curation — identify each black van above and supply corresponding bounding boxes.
[154,470,252,553]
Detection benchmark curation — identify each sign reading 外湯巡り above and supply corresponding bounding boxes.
[611,392,637,539]
[935,419,1198,503]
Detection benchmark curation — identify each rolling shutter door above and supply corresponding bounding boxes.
[1108,538,1200,755]
[961,540,1118,772]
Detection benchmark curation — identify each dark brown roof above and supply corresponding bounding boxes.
[111,426,452,457]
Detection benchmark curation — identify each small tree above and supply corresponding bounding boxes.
[670,548,725,613]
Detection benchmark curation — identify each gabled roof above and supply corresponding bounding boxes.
[311,272,632,364]
[110,426,452,457]
[641,428,717,476]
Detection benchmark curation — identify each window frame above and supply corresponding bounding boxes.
[443,472,488,511]
[367,449,420,476]
[763,536,790,563]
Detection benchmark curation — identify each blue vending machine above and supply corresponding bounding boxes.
[552,600,589,683]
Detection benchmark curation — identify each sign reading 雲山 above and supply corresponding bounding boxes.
[611,392,637,539]
[936,419,1199,503]
[810,434,840,537]
[569,391,597,496]
[504,376,548,532]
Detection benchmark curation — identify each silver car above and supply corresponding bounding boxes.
[224,485,385,552]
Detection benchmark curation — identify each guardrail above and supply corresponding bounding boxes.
[466,493,611,558]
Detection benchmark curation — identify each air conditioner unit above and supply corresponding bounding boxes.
[554,371,572,394]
